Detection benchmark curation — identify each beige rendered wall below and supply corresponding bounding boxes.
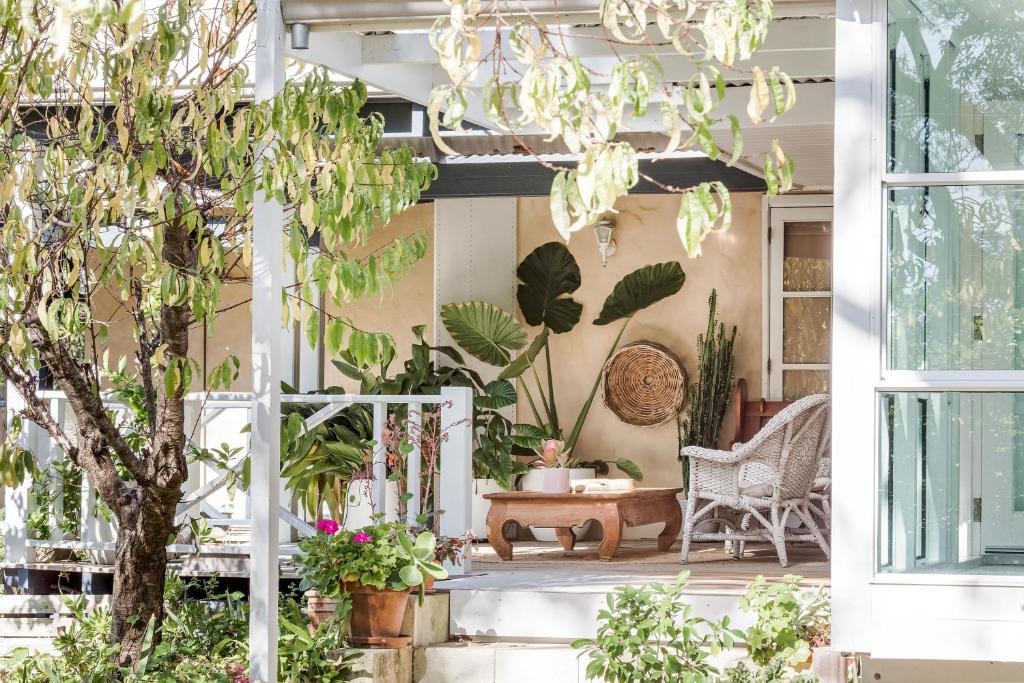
[516,193,763,488]
[89,194,762,491]
[322,201,435,388]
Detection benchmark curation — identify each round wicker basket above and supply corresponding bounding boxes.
[602,341,688,427]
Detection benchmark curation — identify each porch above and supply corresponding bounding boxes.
[443,540,828,640]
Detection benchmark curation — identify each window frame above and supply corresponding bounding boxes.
[835,0,1024,660]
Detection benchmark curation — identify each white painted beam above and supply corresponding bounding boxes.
[360,18,834,65]
[251,0,285,680]
[290,30,497,130]
[282,0,835,28]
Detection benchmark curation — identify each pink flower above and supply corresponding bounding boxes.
[316,519,339,535]
[352,530,372,545]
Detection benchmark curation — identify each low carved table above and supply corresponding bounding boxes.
[483,488,684,561]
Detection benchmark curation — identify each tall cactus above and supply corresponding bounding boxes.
[680,290,737,486]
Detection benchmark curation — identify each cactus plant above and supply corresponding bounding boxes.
[679,290,737,488]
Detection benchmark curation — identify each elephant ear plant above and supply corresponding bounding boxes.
[441,242,685,477]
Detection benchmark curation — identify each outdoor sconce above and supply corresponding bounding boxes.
[594,217,617,267]
[290,23,310,50]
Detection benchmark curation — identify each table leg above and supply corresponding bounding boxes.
[486,505,513,560]
[554,527,576,552]
[597,510,622,561]
[658,501,683,552]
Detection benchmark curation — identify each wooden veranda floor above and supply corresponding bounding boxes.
[440,540,829,593]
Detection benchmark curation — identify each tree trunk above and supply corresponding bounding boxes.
[111,485,180,673]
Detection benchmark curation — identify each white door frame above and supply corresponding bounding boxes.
[762,195,834,400]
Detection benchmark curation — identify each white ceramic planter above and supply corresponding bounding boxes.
[520,468,596,542]
[471,478,505,539]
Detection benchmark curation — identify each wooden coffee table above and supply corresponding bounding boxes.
[483,488,684,561]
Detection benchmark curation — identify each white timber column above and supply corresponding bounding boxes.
[250,0,285,680]
[296,250,322,392]
[3,382,32,575]
[831,0,879,655]
[433,197,519,383]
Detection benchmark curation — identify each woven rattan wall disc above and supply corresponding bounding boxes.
[602,341,688,427]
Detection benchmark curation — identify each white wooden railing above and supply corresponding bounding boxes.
[2,384,473,575]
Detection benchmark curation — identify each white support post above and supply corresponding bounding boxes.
[4,382,31,571]
[406,407,422,525]
[297,250,322,393]
[250,1,285,680]
[371,403,388,519]
[439,387,473,575]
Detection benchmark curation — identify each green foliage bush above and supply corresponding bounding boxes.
[740,575,830,668]
[0,576,358,682]
[573,571,827,683]
[572,571,743,682]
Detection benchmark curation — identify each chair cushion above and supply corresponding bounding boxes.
[738,478,774,498]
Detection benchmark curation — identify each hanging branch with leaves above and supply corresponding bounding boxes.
[428,0,796,256]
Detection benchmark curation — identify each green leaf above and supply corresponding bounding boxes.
[516,242,582,333]
[615,457,643,481]
[476,379,517,410]
[593,262,685,325]
[498,327,549,380]
[399,564,423,586]
[440,301,527,366]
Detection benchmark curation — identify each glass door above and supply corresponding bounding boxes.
[767,206,834,401]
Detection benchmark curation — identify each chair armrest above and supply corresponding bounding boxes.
[680,445,748,464]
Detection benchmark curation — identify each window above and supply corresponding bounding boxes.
[766,202,833,401]
[879,0,1024,576]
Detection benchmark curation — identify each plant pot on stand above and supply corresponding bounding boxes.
[520,467,596,542]
[343,582,412,648]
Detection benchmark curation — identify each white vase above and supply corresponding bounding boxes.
[471,478,505,539]
[520,468,596,542]
[541,468,571,493]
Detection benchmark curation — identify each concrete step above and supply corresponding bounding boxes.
[444,576,757,641]
[414,641,589,683]
[414,640,750,683]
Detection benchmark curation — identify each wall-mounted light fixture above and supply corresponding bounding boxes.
[594,217,616,267]
[290,23,310,50]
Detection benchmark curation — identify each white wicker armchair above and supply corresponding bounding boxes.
[679,394,831,567]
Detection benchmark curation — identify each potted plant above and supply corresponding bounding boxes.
[678,289,737,535]
[296,519,448,645]
[440,242,677,480]
[425,533,473,591]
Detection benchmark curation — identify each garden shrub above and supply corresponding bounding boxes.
[0,575,358,682]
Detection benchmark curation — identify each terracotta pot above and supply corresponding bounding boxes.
[342,581,411,641]
[423,575,436,593]
[305,592,340,630]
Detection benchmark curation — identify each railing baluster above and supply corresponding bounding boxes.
[406,407,422,526]
[371,402,388,520]
[439,387,474,574]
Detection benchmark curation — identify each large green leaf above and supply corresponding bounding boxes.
[498,327,549,380]
[516,242,583,333]
[475,379,518,410]
[441,301,527,366]
[593,262,685,326]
